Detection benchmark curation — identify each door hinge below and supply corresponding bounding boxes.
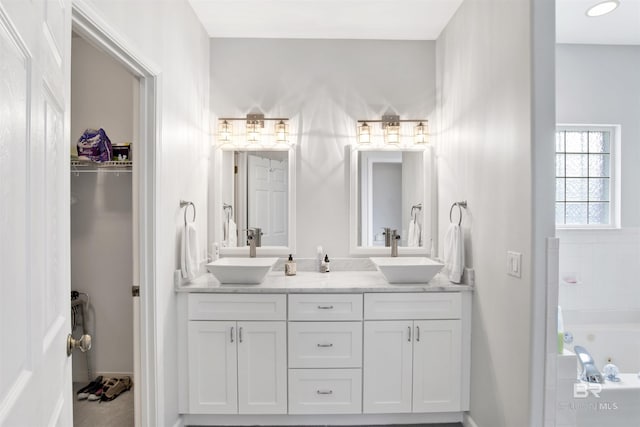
[132,286,140,297]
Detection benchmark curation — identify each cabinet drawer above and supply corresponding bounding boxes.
[364,293,461,320]
[289,322,362,368]
[288,369,362,414]
[288,294,362,320]
[188,294,286,320]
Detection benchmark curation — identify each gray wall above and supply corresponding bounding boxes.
[556,45,640,312]
[209,38,436,257]
[436,0,538,425]
[556,44,640,227]
[70,36,135,381]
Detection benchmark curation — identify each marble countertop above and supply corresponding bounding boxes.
[176,270,473,293]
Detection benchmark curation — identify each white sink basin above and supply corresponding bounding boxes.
[206,257,278,284]
[370,257,444,284]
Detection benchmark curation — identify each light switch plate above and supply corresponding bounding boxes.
[507,251,522,278]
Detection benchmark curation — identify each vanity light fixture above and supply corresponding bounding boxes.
[246,113,264,143]
[357,121,371,143]
[586,0,619,17]
[218,120,232,142]
[217,114,290,145]
[414,122,428,144]
[382,115,400,144]
[275,120,289,143]
[356,115,429,145]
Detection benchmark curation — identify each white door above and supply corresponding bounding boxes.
[0,0,72,425]
[247,153,288,246]
[413,320,462,412]
[237,321,287,414]
[363,321,413,413]
[187,321,238,414]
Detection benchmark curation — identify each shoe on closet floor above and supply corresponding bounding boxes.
[76,376,103,400]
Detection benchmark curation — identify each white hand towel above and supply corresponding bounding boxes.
[227,219,237,248]
[181,222,199,280]
[222,219,229,247]
[407,219,421,247]
[444,223,465,283]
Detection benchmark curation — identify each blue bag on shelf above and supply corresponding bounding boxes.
[76,128,112,162]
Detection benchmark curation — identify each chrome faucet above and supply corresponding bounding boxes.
[247,227,262,258]
[574,345,604,383]
[390,229,400,257]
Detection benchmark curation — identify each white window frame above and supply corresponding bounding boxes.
[555,124,621,229]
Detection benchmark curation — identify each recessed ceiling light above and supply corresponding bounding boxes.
[586,0,620,17]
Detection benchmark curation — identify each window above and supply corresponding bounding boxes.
[555,126,618,227]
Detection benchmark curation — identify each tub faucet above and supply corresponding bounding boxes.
[247,227,262,258]
[574,345,604,383]
[391,229,400,257]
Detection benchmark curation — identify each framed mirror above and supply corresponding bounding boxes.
[349,145,434,256]
[213,146,296,256]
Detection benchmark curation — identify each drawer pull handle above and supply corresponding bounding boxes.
[239,327,243,343]
[416,325,420,342]
[230,326,234,343]
[316,389,333,395]
[408,326,411,342]
[317,343,333,348]
[317,305,334,310]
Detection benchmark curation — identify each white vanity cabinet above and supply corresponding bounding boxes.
[185,294,287,414]
[178,287,471,425]
[363,292,465,414]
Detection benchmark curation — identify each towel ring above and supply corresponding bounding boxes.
[223,203,233,220]
[180,200,196,226]
[449,200,467,226]
[410,203,422,220]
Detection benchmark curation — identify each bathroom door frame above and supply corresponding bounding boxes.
[71,4,160,426]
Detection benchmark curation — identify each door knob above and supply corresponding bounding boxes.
[67,334,92,357]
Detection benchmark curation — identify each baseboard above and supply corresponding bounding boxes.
[73,372,134,383]
[183,412,463,426]
[463,412,480,427]
[96,371,134,379]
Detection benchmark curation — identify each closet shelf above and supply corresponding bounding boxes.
[71,160,132,174]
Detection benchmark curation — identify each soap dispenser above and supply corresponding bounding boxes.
[285,254,297,276]
[321,254,330,273]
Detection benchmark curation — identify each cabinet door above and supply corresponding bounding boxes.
[237,321,287,414]
[413,320,462,412]
[363,321,413,413]
[188,321,237,413]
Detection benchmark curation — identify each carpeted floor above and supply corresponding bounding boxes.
[73,382,134,427]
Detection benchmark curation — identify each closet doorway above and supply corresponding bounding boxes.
[69,31,138,427]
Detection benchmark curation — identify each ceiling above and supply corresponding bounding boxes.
[557,0,640,44]
[188,0,640,45]
[187,0,464,40]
